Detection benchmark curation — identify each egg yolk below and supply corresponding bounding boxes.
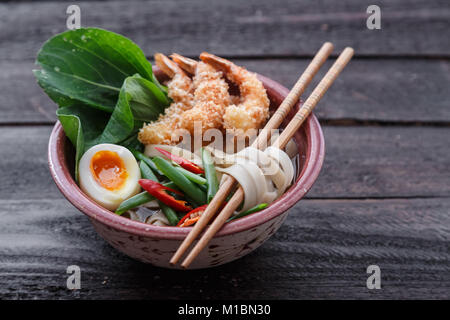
[90,150,128,191]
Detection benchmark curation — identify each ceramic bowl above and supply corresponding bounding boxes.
[48,67,325,269]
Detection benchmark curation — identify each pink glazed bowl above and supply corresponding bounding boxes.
[48,68,325,269]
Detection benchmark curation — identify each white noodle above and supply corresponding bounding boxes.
[209,146,295,212]
[265,146,294,194]
[142,143,295,214]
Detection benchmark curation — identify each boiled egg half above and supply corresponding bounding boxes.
[79,144,141,211]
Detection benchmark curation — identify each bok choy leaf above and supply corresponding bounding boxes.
[56,74,170,181]
[33,27,166,111]
[34,28,171,181]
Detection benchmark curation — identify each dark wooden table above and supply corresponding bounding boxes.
[1,0,449,300]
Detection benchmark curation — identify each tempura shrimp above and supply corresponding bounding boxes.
[199,52,270,132]
[171,53,231,133]
[138,53,194,145]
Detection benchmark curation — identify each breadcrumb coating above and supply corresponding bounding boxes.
[138,55,194,145]
[200,52,270,132]
[180,61,231,133]
[138,53,270,146]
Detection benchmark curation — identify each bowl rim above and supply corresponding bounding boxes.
[48,73,325,240]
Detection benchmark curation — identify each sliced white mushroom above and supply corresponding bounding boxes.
[142,200,160,209]
[126,207,157,223]
[146,210,170,226]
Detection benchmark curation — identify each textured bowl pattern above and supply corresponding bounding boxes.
[48,67,325,269]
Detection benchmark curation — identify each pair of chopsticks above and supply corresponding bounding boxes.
[171,43,354,268]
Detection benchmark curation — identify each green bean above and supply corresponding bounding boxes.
[175,166,207,185]
[161,181,178,190]
[133,147,206,185]
[197,182,208,193]
[140,159,158,181]
[130,149,163,175]
[116,159,179,226]
[153,156,207,205]
[141,161,179,225]
[114,181,178,216]
[115,191,155,215]
[157,202,179,226]
[227,203,269,222]
[201,148,219,203]
[115,192,178,225]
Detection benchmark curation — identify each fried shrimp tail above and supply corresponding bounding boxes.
[200,52,270,132]
[154,53,193,108]
[170,53,197,75]
[138,53,194,145]
[172,54,231,133]
[155,53,179,77]
[139,52,269,146]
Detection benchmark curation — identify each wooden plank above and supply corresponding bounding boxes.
[318,125,450,198]
[0,0,449,61]
[3,58,450,124]
[0,197,448,299]
[0,61,56,123]
[0,125,448,200]
[242,58,450,124]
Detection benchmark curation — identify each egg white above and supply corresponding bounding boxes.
[79,144,141,211]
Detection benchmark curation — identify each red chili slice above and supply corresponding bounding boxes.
[177,204,208,227]
[138,179,191,212]
[155,147,204,174]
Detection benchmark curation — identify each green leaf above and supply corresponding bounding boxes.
[56,75,169,180]
[97,75,170,144]
[56,105,109,180]
[119,132,144,152]
[34,27,166,112]
[34,28,172,181]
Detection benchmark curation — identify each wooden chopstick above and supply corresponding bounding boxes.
[252,42,334,150]
[170,43,333,265]
[180,47,354,268]
[169,43,334,266]
[273,47,354,149]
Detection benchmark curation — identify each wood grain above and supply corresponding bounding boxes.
[2,58,450,124]
[1,198,448,299]
[1,0,449,62]
[0,125,448,201]
[1,0,449,300]
[319,125,450,198]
